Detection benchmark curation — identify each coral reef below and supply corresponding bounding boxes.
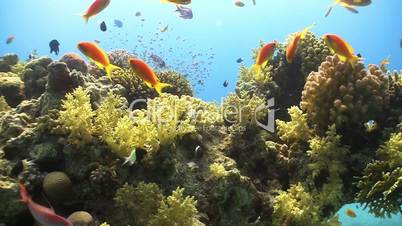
[22,57,52,99]
[1,35,401,226]
[301,56,389,135]
[0,54,19,72]
[60,53,88,74]
[114,182,164,226]
[43,171,73,203]
[0,74,24,107]
[149,187,202,226]
[58,87,94,147]
[356,132,402,217]
[111,68,193,102]
[67,211,95,226]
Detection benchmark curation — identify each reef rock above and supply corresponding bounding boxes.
[0,75,24,107]
[60,53,88,74]
[0,54,19,72]
[22,57,52,99]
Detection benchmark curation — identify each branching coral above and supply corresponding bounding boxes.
[58,87,94,146]
[149,187,202,226]
[209,162,228,179]
[301,56,389,134]
[272,183,322,226]
[237,33,331,122]
[307,125,349,210]
[114,182,164,226]
[93,93,219,158]
[356,132,402,217]
[276,106,312,144]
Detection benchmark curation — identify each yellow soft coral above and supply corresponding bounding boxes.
[209,162,228,179]
[276,106,312,144]
[59,87,94,146]
[149,187,202,226]
[273,183,322,226]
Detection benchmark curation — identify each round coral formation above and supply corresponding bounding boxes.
[67,211,95,226]
[43,171,73,203]
[60,53,88,74]
[300,55,389,134]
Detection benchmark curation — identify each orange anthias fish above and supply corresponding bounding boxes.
[346,208,357,218]
[286,23,315,63]
[161,0,191,5]
[19,183,73,226]
[252,42,277,74]
[128,58,172,95]
[322,34,359,68]
[82,0,111,23]
[77,42,120,77]
[325,0,371,17]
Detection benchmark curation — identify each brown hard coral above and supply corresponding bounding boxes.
[67,211,95,226]
[300,55,389,135]
[43,171,73,204]
[60,53,88,74]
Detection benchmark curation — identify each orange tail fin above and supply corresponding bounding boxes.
[19,183,31,203]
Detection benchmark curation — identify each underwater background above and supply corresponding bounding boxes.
[0,0,402,226]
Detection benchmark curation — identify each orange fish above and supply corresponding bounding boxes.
[346,208,357,218]
[82,0,111,23]
[252,41,277,74]
[128,58,172,95]
[286,23,315,63]
[77,42,120,77]
[322,34,359,68]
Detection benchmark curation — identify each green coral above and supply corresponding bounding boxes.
[276,106,312,144]
[59,87,94,146]
[307,125,348,210]
[356,132,402,217]
[114,182,164,226]
[301,56,389,134]
[149,187,202,226]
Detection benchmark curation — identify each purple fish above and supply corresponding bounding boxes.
[175,5,193,19]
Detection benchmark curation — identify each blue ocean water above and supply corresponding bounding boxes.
[0,0,401,225]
